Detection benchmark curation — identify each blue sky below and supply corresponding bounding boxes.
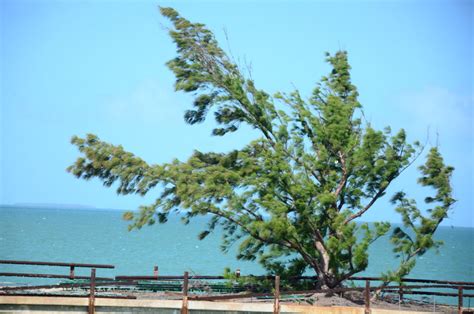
[1,0,472,227]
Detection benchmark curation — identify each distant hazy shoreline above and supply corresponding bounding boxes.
[0,204,127,212]
[1,204,472,229]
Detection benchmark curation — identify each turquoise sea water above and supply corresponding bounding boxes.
[0,206,473,304]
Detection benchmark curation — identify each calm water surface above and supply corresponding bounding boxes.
[1,206,472,305]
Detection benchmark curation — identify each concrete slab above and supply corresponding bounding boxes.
[0,296,442,313]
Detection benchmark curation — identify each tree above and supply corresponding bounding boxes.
[68,7,455,289]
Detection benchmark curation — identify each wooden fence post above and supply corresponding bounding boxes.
[458,286,463,314]
[69,266,75,279]
[273,275,280,314]
[88,268,96,314]
[181,271,189,314]
[364,280,370,314]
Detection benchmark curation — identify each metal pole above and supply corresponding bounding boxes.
[274,275,280,314]
[181,271,189,314]
[364,280,370,314]
[88,268,96,314]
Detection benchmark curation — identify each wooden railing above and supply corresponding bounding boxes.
[0,259,114,280]
[1,259,473,314]
[0,259,119,314]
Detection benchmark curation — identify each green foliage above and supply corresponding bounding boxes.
[222,267,316,292]
[68,8,454,289]
[382,148,455,284]
[222,268,274,292]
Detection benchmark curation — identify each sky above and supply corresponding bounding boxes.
[0,0,472,227]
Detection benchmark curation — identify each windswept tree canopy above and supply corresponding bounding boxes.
[68,7,455,288]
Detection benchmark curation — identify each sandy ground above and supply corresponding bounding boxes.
[301,291,460,313]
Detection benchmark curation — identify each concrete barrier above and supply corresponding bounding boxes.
[0,296,440,314]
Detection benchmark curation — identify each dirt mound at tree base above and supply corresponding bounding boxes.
[297,291,462,313]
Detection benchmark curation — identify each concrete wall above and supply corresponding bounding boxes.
[1,296,272,314]
[0,296,438,314]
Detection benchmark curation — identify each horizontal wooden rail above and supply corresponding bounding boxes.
[382,284,474,290]
[0,260,114,269]
[350,276,474,286]
[1,293,137,299]
[0,280,139,292]
[0,272,113,280]
[382,289,474,298]
[115,275,225,280]
[116,275,314,281]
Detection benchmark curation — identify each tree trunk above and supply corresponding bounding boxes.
[314,240,336,289]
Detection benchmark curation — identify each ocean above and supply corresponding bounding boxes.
[0,206,473,304]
